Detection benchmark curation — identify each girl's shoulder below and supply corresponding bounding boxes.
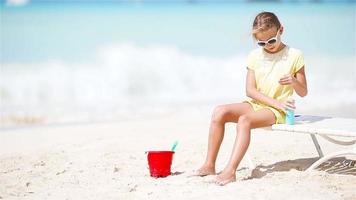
[287,47,304,56]
[247,48,263,58]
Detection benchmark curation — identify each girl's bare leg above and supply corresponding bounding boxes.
[215,108,276,185]
[196,103,253,176]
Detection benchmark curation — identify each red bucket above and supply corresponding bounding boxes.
[147,151,174,178]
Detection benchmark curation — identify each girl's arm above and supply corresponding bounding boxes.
[279,66,308,97]
[246,69,292,111]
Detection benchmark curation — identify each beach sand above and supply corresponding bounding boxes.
[1,107,355,200]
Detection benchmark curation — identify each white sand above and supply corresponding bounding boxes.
[1,108,355,200]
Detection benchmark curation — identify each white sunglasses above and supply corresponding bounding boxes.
[256,31,280,47]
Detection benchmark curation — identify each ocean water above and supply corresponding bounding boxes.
[1,2,356,126]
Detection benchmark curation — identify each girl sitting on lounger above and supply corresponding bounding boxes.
[196,11,308,185]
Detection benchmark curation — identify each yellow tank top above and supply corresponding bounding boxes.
[246,45,305,124]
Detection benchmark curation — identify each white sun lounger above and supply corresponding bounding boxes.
[246,115,356,172]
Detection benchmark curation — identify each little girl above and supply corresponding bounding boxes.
[196,11,308,185]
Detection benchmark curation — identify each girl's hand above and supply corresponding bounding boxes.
[274,99,296,112]
[285,99,296,110]
[279,74,296,85]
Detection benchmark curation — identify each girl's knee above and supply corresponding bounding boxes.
[237,115,251,127]
[212,105,228,123]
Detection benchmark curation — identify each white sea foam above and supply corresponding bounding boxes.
[1,43,355,125]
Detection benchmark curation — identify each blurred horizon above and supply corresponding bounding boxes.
[1,0,355,127]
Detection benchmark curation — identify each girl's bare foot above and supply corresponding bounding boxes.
[195,164,216,176]
[215,169,236,186]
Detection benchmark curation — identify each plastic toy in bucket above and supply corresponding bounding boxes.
[147,151,174,178]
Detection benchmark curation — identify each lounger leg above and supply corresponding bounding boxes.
[245,152,255,169]
[310,134,324,157]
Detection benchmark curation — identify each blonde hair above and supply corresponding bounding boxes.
[252,12,281,36]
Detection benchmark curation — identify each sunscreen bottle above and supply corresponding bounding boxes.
[285,98,295,125]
